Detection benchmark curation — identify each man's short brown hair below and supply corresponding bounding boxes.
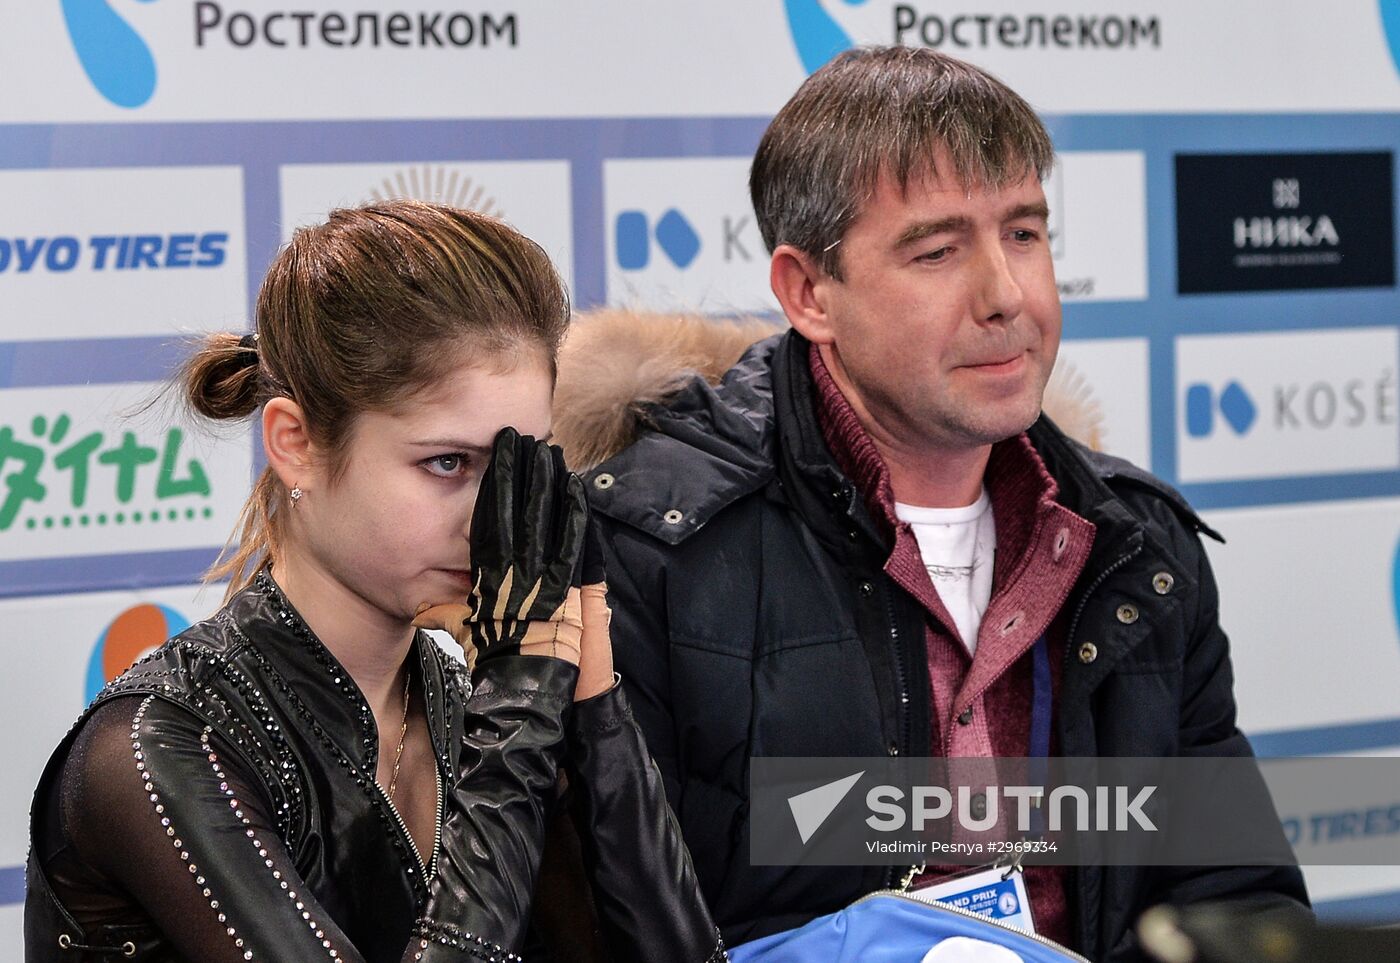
[750,45,1055,278]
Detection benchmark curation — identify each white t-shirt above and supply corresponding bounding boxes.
[894,490,996,656]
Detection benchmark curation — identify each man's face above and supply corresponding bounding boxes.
[814,157,1061,452]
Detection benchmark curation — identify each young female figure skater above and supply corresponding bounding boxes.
[25,201,724,962]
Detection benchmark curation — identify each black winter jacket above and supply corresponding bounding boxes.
[26,571,724,963]
[586,331,1307,961]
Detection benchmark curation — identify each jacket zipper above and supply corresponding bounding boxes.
[1065,545,1142,651]
[853,889,1093,962]
[882,584,911,890]
[1059,543,1140,957]
[375,769,443,883]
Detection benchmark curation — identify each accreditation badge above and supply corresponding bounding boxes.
[906,864,1036,935]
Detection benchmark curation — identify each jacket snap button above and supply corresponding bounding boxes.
[663,509,684,525]
[887,743,899,756]
[1078,642,1099,664]
[957,706,973,726]
[970,792,988,820]
[1116,604,1139,624]
[593,473,615,491]
[858,580,874,598]
[1152,572,1174,595]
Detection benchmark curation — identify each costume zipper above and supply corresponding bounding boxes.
[375,770,443,883]
[853,889,1092,962]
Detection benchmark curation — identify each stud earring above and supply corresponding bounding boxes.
[290,485,304,504]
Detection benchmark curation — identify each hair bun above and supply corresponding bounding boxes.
[182,331,263,421]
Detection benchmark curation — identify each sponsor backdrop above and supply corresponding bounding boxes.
[1,0,1398,944]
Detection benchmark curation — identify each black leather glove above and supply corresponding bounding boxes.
[468,427,588,666]
[415,428,590,672]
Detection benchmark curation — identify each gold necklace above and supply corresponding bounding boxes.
[386,670,411,801]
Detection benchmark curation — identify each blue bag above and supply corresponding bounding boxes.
[729,892,1088,963]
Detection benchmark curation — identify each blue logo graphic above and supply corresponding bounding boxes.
[61,0,160,108]
[615,209,702,270]
[85,602,189,702]
[784,0,867,74]
[1185,381,1257,438]
[1382,1,1400,76]
[1391,537,1399,643]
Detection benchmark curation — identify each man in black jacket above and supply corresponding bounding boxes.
[582,46,1307,960]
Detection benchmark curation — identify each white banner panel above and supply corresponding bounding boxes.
[604,157,776,314]
[1051,338,1151,469]
[0,166,247,342]
[0,908,18,958]
[0,583,224,868]
[279,160,574,293]
[0,384,252,561]
[1205,497,1400,735]
[1176,328,1400,483]
[8,2,1400,122]
[1049,152,1147,303]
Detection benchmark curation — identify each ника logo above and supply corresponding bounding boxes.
[615,209,701,270]
[1176,152,1393,294]
[61,0,160,108]
[85,602,188,702]
[783,0,866,74]
[1185,381,1257,438]
[788,771,864,844]
[1381,0,1400,76]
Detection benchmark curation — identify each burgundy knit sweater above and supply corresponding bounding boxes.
[809,344,1096,948]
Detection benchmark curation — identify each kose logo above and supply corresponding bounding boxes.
[85,602,188,702]
[1185,381,1257,438]
[62,0,160,109]
[614,208,761,272]
[0,233,228,274]
[615,209,700,270]
[1186,374,1396,439]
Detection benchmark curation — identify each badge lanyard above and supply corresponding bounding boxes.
[1028,632,1052,835]
[903,633,1055,892]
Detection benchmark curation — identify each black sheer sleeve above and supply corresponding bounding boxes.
[62,694,367,963]
[58,654,580,963]
[565,677,727,962]
[411,655,576,961]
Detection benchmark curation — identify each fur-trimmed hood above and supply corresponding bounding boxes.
[551,309,783,470]
[551,309,1105,471]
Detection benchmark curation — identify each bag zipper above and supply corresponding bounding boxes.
[851,888,1092,962]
